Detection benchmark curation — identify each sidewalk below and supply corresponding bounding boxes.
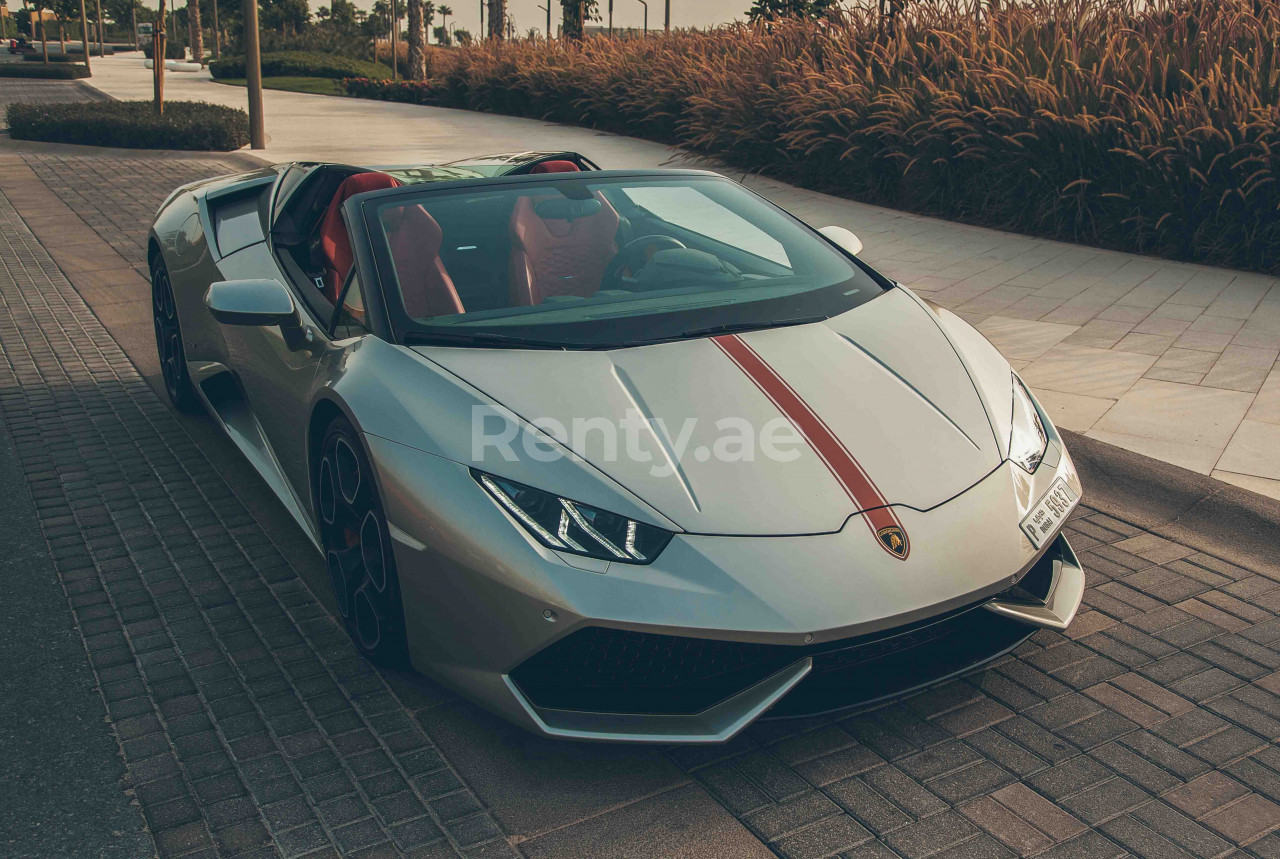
[81,55,1280,499]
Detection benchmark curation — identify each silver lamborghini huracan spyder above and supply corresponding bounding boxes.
[149,150,1084,743]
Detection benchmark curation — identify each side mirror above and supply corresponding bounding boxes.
[206,279,310,350]
[818,226,863,257]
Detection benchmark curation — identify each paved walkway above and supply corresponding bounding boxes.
[0,77,108,128]
[64,53,1280,500]
[7,133,1280,858]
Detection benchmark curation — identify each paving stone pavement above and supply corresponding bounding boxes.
[0,189,510,858]
[0,77,107,129]
[5,148,1280,859]
[21,152,228,277]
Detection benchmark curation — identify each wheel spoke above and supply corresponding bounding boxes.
[335,437,361,505]
[360,510,386,593]
[353,583,382,650]
[327,545,361,619]
[318,456,337,526]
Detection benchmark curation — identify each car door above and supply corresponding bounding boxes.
[213,241,331,510]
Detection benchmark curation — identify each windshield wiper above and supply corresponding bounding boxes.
[668,315,830,341]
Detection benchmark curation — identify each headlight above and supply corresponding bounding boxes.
[473,470,673,564]
[1009,375,1048,473]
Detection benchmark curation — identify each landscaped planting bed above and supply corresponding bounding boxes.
[0,63,91,79]
[210,50,391,81]
[342,0,1280,274]
[6,101,250,151]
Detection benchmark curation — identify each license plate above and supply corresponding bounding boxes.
[1020,478,1077,548]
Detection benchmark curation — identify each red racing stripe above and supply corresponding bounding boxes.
[712,333,911,560]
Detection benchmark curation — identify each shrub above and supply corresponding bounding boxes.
[143,40,186,60]
[342,0,1280,275]
[210,50,391,81]
[63,44,114,55]
[22,49,111,62]
[6,100,249,151]
[0,63,90,79]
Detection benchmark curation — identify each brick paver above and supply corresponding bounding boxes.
[22,152,232,277]
[4,149,1280,858]
[0,189,508,857]
[0,77,107,129]
[663,510,1280,859]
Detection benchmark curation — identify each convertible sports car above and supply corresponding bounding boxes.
[149,150,1084,742]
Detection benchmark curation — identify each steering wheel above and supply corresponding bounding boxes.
[603,235,687,288]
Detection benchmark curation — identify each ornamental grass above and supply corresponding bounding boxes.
[346,0,1280,273]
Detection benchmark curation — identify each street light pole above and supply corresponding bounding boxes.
[243,0,265,148]
[153,0,164,111]
[131,3,137,50]
[94,0,102,56]
[663,0,668,30]
[637,0,645,33]
[607,0,611,34]
[536,2,547,38]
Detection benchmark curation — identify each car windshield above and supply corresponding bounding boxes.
[364,173,888,349]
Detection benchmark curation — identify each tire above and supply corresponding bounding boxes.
[315,416,410,667]
[151,256,201,413]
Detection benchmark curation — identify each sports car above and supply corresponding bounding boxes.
[149,150,1085,743]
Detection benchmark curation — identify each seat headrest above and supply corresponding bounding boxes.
[533,197,602,222]
[530,160,581,174]
[334,171,400,202]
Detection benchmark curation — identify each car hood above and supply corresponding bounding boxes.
[414,289,1004,535]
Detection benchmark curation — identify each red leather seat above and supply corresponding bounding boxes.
[530,160,580,174]
[381,204,465,318]
[320,172,463,318]
[320,172,401,303]
[509,193,620,306]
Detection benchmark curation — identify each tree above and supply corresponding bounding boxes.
[432,23,448,43]
[51,0,79,48]
[746,0,836,20]
[187,0,201,61]
[406,0,431,78]
[485,0,501,38]
[326,0,357,33]
[561,0,597,39]
[436,2,448,38]
[452,24,468,43]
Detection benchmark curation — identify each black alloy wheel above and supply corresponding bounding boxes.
[316,416,410,666]
[151,257,201,412]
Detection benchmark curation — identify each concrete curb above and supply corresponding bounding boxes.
[1064,428,1280,577]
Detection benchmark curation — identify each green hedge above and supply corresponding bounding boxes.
[21,46,113,59]
[0,63,90,79]
[210,51,391,81]
[22,49,112,62]
[6,101,249,151]
[63,44,115,56]
[143,40,186,60]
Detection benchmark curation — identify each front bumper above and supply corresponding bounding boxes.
[370,435,1084,743]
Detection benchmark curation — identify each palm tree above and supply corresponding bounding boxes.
[407,0,427,79]
[486,0,503,39]
[186,0,201,62]
[437,3,450,40]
